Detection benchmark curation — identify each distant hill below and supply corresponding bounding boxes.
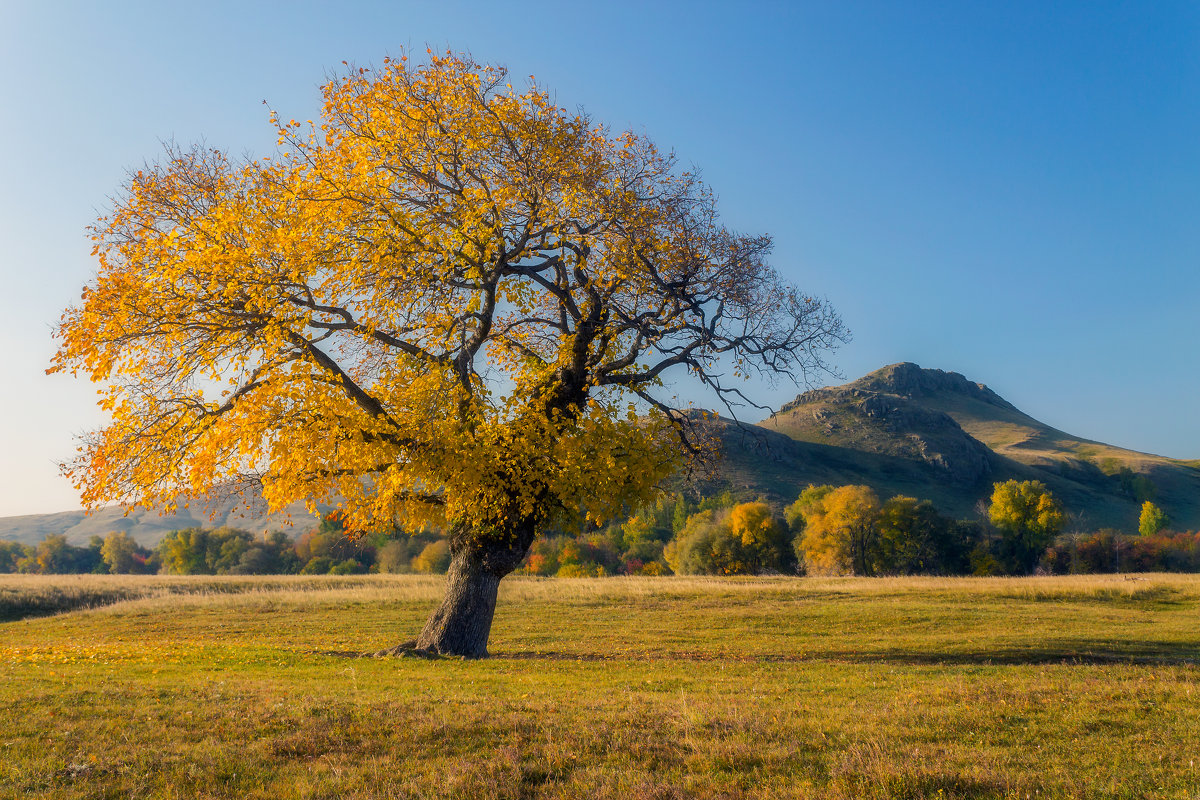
[0,490,328,546]
[704,363,1200,530]
[3,363,1197,543]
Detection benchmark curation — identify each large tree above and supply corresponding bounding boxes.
[51,52,846,656]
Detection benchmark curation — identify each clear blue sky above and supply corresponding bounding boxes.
[2,1,1198,516]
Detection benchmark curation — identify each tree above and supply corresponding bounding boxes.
[621,513,669,565]
[50,52,845,657]
[0,542,28,573]
[987,480,1064,573]
[784,484,833,534]
[664,506,785,575]
[727,501,794,573]
[376,540,414,573]
[411,540,452,574]
[797,485,882,575]
[100,531,139,574]
[158,527,254,574]
[34,535,72,574]
[1138,501,1169,537]
[671,494,690,536]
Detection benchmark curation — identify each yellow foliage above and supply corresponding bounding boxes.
[728,501,776,546]
[1138,500,1168,537]
[51,51,843,550]
[798,485,881,575]
[411,540,451,574]
[987,480,1064,539]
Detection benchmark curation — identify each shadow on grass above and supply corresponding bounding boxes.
[0,589,148,623]
[489,638,1199,666]
[816,639,1200,666]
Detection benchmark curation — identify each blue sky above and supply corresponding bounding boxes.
[2,1,1198,515]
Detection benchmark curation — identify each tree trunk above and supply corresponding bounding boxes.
[414,546,501,657]
[413,527,535,658]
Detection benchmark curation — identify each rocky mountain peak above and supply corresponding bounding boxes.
[846,362,1017,411]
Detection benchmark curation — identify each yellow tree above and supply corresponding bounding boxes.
[987,480,1065,573]
[50,52,846,657]
[797,485,881,575]
[1138,501,1169,537]
[100,531,139,574]
[728,501,793,573]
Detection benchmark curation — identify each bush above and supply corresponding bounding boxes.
[556,563,604,578]
[300,556,335,575]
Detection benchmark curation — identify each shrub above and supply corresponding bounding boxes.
[301,556,335,575]
[556,563,604,578]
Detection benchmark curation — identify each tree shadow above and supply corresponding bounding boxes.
[491,638,1199,666]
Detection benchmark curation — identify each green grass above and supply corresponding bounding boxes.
[2,574,1199,798]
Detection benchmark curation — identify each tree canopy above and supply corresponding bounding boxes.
[51,52,846,655]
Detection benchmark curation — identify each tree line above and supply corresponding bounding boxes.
[2,481,1195,577]
[510,480,1196,577]
[0,514,445,576]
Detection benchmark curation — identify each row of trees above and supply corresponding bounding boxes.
[1043,530,1200,573]
[0,514,452,576]
[521,485,985,577]
[516,480,1190,578]
[2,482,1191,578]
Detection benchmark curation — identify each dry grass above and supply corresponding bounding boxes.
[2,574,1199,798]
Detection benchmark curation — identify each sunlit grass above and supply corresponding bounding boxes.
[2,574,1199,798]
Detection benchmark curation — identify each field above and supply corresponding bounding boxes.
[2,574,1199,799]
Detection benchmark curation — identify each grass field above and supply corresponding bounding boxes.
[2,574,1198,799]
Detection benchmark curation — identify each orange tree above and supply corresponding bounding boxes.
[51,52,846,656]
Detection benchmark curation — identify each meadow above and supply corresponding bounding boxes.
[1,574,1198,799]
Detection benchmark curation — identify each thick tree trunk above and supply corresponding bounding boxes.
[412,527,535,658]
[414,546,502,657]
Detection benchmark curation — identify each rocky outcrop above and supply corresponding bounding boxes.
[850,362,1017,410]
[774,365,997,487]
[845,390,991,486]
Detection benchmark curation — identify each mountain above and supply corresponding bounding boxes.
[3,363,1197,543]
[707,363,1200,530]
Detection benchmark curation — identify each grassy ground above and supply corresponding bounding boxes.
[1,574,1198,799]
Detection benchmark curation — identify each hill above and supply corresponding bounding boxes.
[0,490,327,546]
[710,362,1200,530]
